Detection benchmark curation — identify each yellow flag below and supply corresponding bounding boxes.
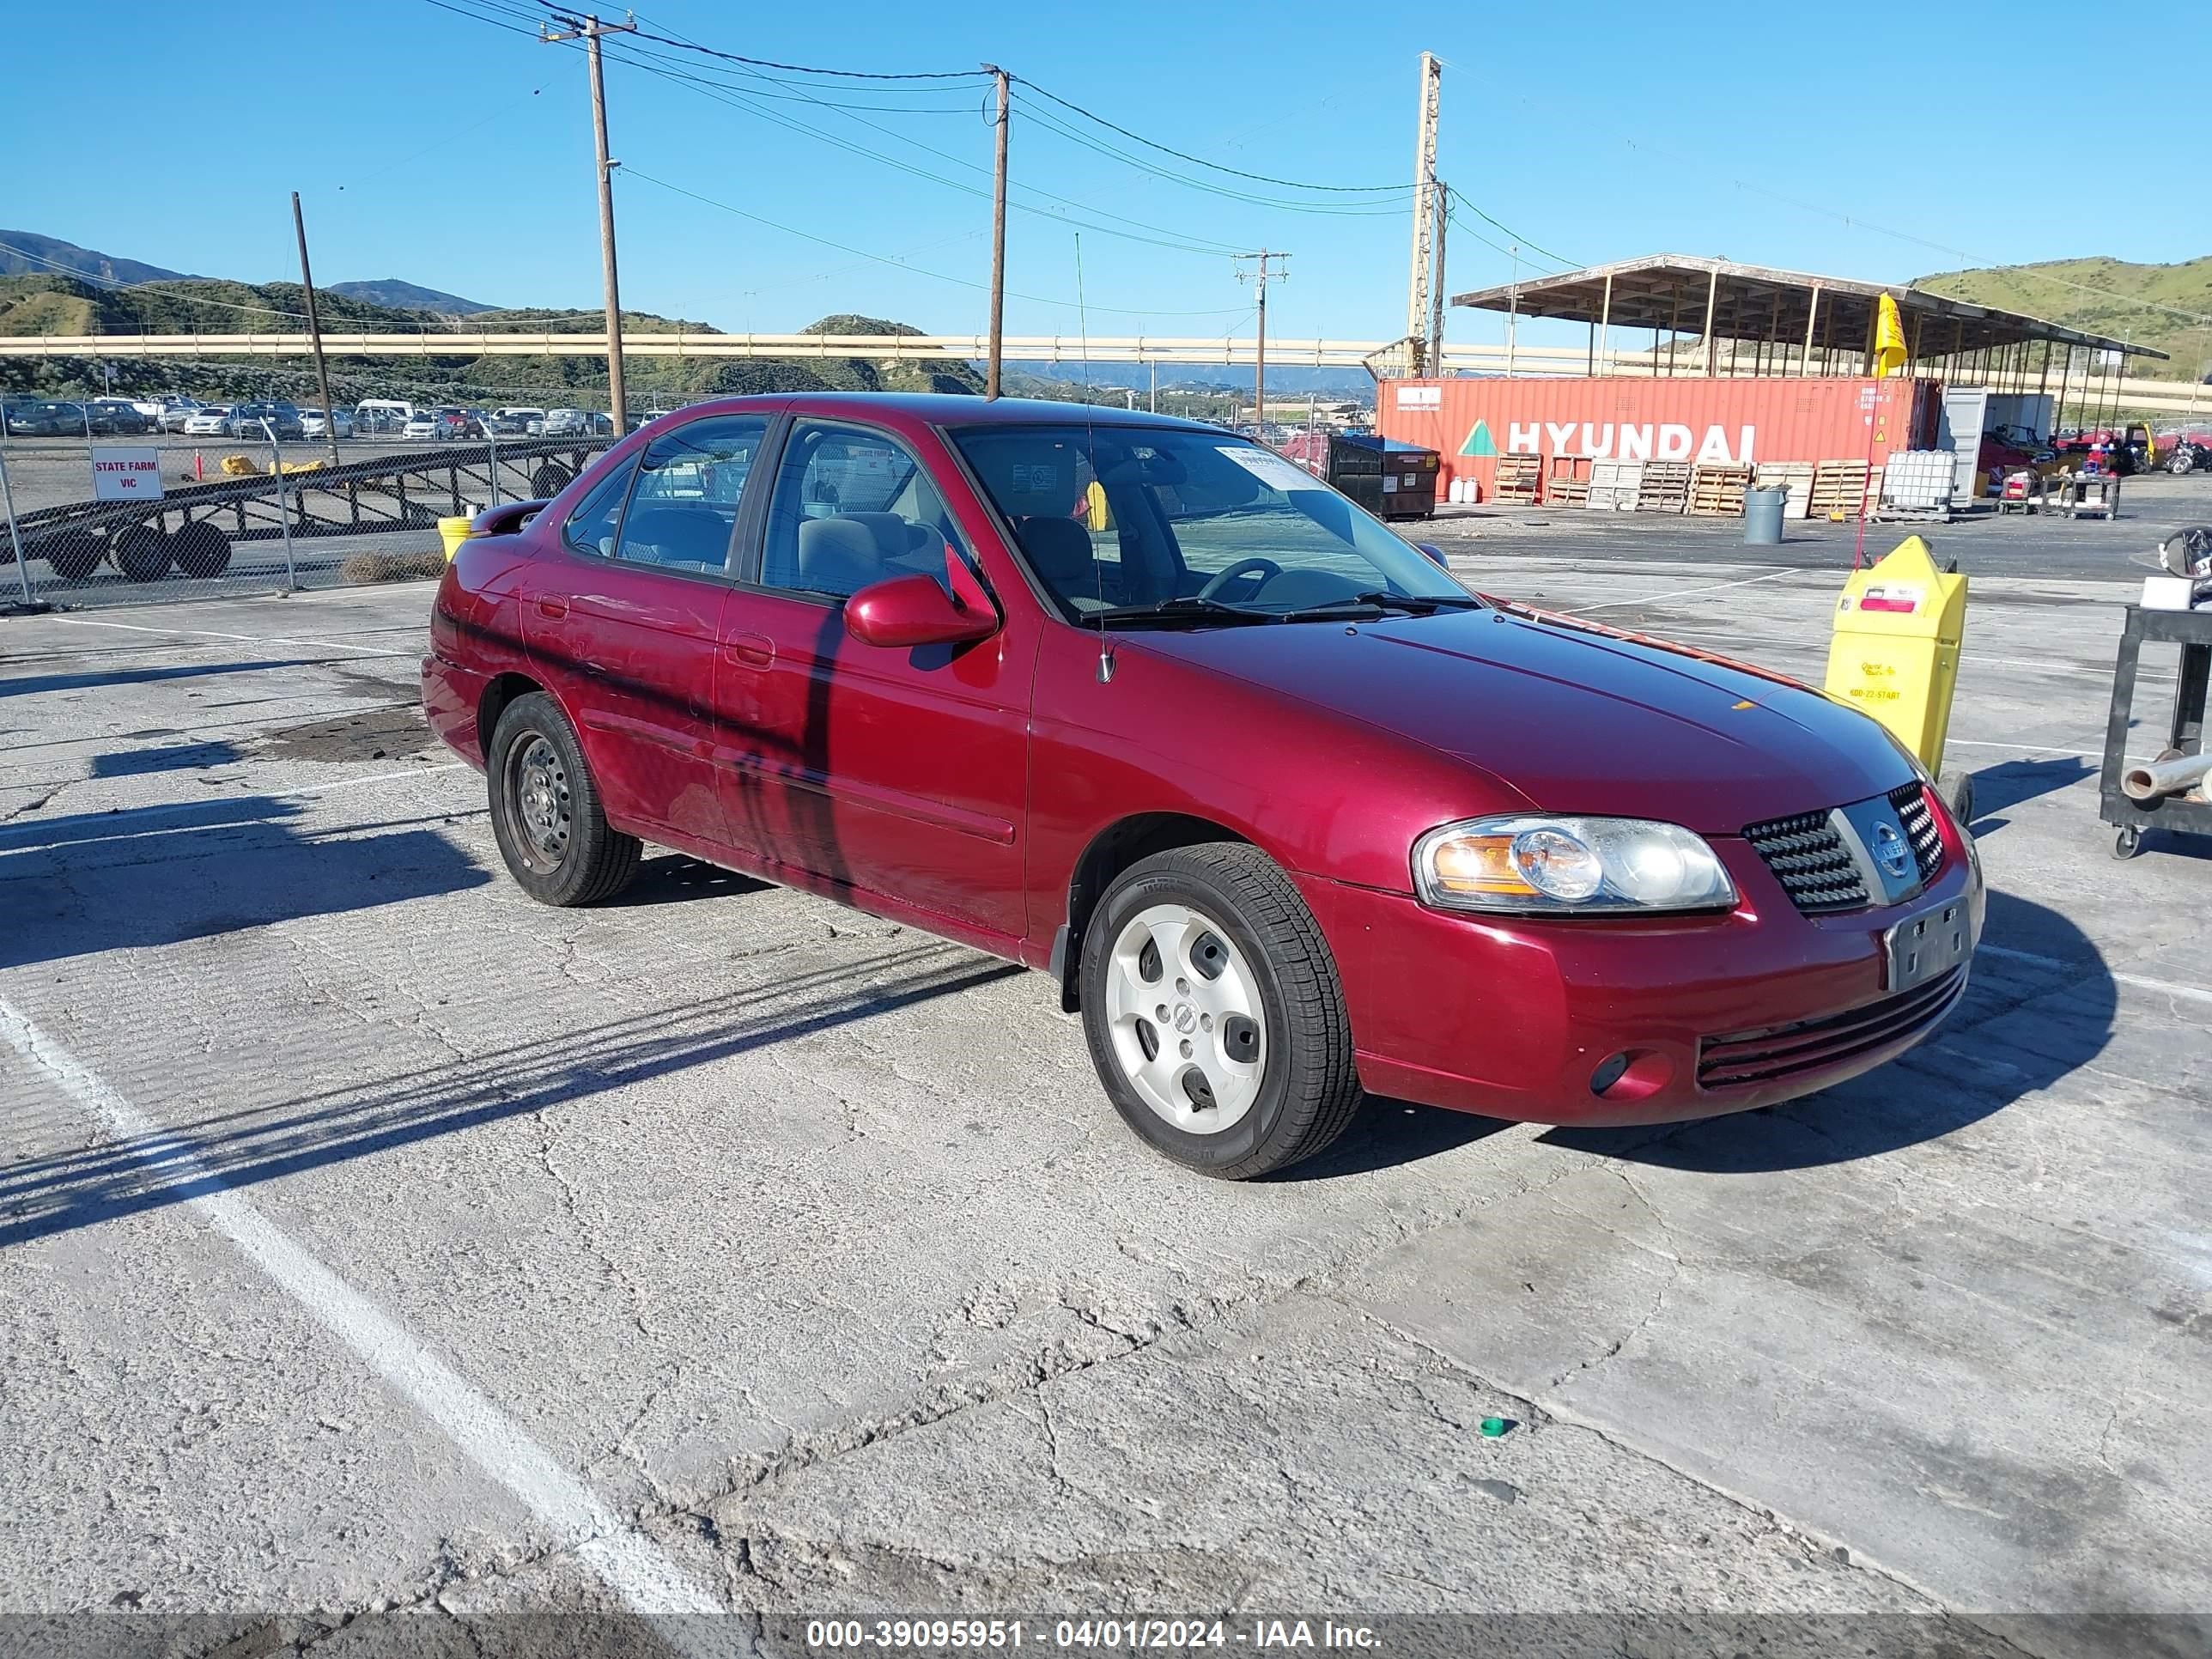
[1873,293,1909,379]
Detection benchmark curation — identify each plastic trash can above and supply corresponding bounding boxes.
[1743,486,1786,545]
[438,515,474,561]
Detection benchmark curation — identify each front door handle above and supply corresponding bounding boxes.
[722,634,774,669]
[535,597,568,619]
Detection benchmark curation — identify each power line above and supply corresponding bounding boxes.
[617,168,1249,318]
[1012,77,1406,195]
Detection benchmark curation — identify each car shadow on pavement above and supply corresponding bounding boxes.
[0,940,1019,1249]
[1270,1097,1510,1182]
[621,853,772,906]
[0,659,326,699]
[0,793,490,970]
[1539,888,2114,1174]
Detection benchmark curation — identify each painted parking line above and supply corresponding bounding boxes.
[0,995,726,1624]
[1567,566,1799,612]
[44,615,420,659]
[1976,943,2212,1006]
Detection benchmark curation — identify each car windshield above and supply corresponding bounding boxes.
[950,422,1472,623]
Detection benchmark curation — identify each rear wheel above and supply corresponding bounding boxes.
[2169,447,2197,476]
[42,530,105,583]
[1079,843,1362,1179]
[171,521,233,578]
[486,691,641,906]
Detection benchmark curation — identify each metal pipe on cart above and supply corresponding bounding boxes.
[261,418,298,592]
[2122,753,2212,803]
[1,447,32,606]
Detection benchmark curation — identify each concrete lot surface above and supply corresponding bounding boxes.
[1,534,2208,1657]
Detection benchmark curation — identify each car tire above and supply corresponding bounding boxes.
[1079,842,1362,1180]
[171,521,233,578]
[43,530,106,583]
[110,524,173,582]
[486,690,641,907]
[531,463,573,498]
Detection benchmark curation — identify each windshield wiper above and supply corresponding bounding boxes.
[1091,596,1279,629]
[1273,590,1486,623]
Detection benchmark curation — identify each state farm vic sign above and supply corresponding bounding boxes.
[89,446,165,501]
[1466,416,1757,466]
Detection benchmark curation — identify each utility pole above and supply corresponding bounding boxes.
[1428,182,1448,375]
[291,191,342,464]
[544,11,636,436]
[1403,52,1441,376]
[983,64,1010,399]
[1235,252,1288,431]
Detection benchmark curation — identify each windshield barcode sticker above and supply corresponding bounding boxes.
[1218,445,1324,493]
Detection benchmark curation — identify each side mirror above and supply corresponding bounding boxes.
[1416,542,1449,568]
[845,570,1000,649]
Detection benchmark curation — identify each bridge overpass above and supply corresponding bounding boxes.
[1,331,2198,412]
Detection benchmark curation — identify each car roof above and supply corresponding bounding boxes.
[648,390,1223,434]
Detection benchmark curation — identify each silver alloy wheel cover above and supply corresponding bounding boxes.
[1104,902,1267,1134]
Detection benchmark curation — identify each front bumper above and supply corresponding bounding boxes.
[1304,823,1984,1127]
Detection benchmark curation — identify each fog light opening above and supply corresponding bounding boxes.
[1590,1049,1674,1102]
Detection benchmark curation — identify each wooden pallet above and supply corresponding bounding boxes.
[1544,473,1589,507]
[1635,460,1691,514]
[1808,459,1869,520]
[1587,460,1642,511]
[1753,461,1814,520]
[1492,457,1542,506]
[1688,464,1754,517]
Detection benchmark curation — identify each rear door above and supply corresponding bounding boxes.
[521,412,769,850]
[714,416,1030,950]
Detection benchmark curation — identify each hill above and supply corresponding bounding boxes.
[327,278,496,315]
[0,229,193,286]
[1912,256,2212,380]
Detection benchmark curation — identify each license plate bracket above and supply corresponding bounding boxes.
[1885,897,1972,992]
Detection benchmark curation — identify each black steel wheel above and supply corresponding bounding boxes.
[486,691,641,906]
[110,524,173,582]
[531,463,573,499]
[171,521,234,579]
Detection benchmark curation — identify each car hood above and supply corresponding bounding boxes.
[1122,605,1914,833]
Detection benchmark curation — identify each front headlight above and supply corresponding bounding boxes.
[1413,815,1737,915]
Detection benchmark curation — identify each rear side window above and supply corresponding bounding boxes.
[562,456,638,558]
[612,415,767,574]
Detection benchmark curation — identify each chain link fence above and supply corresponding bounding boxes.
[1,420,614,611]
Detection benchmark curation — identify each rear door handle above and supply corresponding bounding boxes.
[535,597,568,619]
[722,634,775,669]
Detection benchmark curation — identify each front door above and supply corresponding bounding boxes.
[715,417,1030,951]
[523,414,768,849]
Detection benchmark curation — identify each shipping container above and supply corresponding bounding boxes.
[1378,377,1941,502]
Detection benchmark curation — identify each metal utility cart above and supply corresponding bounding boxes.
[2100,605,2212,859]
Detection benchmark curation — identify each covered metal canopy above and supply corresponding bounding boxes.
[1450,254,2167,363]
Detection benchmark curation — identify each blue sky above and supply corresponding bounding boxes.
[6,0,2204,349]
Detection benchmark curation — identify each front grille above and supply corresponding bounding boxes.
[1889,781,1944,884]
[1742,810,1867,914]
[1698,967,1966,1090]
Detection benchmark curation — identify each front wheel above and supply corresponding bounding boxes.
[1079,843,1362,1179]
[486,691,641,906]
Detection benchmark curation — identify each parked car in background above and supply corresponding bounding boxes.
[3,399,87,436]
[228,401,305,441]
[181,405,234,437]
[2159,427,2212,474]
[354,398,416,436]
[84,398,151,434]
[402,410,441,441]
[160,398,208,432]
[490,406,547,437]
[129,397,168,428]
[424,392,1982,1179]
[300,407,355,441]
[540,407,590,437]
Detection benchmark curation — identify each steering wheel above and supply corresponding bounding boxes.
[1196,556,1282,602]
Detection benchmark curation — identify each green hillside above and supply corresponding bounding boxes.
[0,273,981,405]
[1912,256,2212,380]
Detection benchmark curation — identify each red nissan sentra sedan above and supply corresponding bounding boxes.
[422,393,1982,1178]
